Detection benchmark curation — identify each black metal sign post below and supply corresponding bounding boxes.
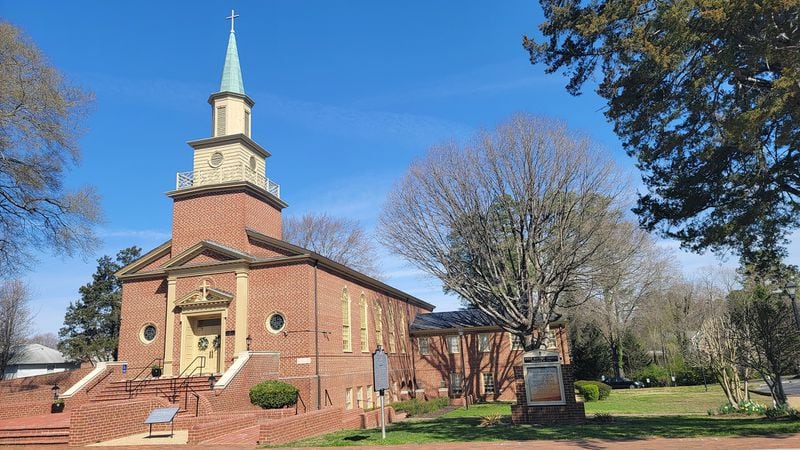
[372,346,389,440]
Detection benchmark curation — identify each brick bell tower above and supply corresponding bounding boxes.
[167,12,287,254]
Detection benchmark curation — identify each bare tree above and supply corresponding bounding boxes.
[0,21,100,274]
[27,332,58,349]
[730,283,800,407]
[0,280,33,379]
[587,224,673,377]
[380,114,629,351]
[283,213,379,277]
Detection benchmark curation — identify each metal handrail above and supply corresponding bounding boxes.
[125,358,162,399]
[184,387,201,417]
[170,356,206,407]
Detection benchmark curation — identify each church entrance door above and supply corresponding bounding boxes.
[182,316,222,375]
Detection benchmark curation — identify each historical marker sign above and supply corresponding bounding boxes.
[372,347,389,391]
[372,346,389,440]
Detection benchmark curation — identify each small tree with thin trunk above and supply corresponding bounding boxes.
[729,283,800,407]
[0,279,32,379]
[380,114,629,351]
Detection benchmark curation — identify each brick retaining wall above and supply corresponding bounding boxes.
[69,397,169,446]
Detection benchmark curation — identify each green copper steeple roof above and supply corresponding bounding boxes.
[219,30,245,94]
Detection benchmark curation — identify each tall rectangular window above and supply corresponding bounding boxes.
[244,110,250,137]
[345,387,353,410]
[447,335,460,354]
[400,315,407,354]
[216,106,226,136]
[510,333,523,351]
[357,386,363,409]
[360,295,369,352]
[418,337,430,355]
[366,385,373,408]
[478,333,491,353]
[374,303,383,350]
[482,373,495,395]
[387,308,397,353]
[342,288,352,352]
[450,372,463,395]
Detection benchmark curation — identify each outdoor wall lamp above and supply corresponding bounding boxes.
[246,334,252,351]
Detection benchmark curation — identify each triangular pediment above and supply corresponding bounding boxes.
[162,240,255,269]
[116,240,172,278]
[176,287,233,309]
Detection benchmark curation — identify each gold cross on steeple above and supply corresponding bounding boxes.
[226,9,240,33]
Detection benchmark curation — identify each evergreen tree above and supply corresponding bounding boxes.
[58,246,140,362]
[526,1,800,271]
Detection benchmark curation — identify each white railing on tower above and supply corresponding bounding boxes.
[175,163,280,198]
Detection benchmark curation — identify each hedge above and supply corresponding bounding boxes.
[575,380,611,401]
[249,380,299,409]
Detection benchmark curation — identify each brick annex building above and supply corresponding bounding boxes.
[0,17,580,446]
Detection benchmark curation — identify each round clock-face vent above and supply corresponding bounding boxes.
[209,151,224,168]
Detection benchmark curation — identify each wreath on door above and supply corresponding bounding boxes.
[212,335,221,350]
[197,336,209,351]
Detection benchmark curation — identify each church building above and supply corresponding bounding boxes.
[115,18,434,411]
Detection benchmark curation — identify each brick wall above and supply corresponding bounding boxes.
[186,413,257,445]
[171,189,281,254]
[204,352,281,412]
[69,397,170,445]
[413,325,571,403]
[510,364,585,424]
[118,277,168,373]
[257,405,397,446]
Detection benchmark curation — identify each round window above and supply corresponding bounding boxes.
[209,151,224,168]
[141,324,157,343]
[267,312,286,333]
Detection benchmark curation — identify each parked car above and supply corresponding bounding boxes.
[604,376,645,389]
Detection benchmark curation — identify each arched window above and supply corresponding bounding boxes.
[374,303,383,350]
[400,314,407,354]
[342,287,352,352]
[360,294,369,352]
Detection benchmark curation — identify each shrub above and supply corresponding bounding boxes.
[577,383,599,401]
[249,380,299,409]
[765,404,798,419]
[710,400,767,416]
[390,397,449,417]
[634,364,670,386]
[575,380,611,400]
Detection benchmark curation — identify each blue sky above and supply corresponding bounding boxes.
[3,1,789,335]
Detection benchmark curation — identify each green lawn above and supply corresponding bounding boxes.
[275,386,799,447]
[585,384,729,415]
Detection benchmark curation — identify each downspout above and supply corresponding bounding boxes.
[406,298,417,392]
[314,260,321,410]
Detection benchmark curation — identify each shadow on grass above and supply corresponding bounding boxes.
[281,415,800,447]
[390,415,800,442]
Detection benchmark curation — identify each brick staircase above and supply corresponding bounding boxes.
[92,375,217,405]
[0,414,70,446]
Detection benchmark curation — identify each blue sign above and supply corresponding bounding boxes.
[122,363,127,374]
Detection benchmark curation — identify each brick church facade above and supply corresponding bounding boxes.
[113,18,576,412]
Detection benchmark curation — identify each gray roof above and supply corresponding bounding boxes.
[410,309,499,332]
[8,344,67,365]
